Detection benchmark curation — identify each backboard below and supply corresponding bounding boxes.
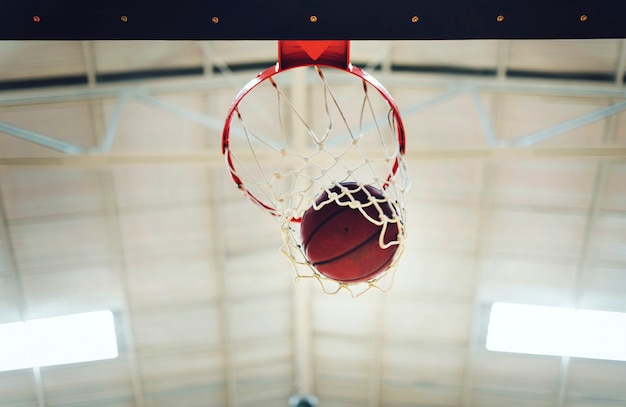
[1,0,626,40]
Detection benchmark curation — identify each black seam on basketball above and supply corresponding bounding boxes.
[301,204,346,252]
[335,247,397,283]
[311,229,386,267]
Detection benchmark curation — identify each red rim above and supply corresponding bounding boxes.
[222,62,406,219]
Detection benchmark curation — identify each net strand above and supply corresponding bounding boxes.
[234,109,282,213]
[268,76,317,143]
[316,67,357,144]
[364,79,392,160]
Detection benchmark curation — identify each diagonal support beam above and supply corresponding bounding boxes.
[510,99,626,147]
[364,41,394,72]
[0,121,87,154]
[470,89,499,147]
[99,94,129,153]
[400,88,462,118]
[135,94,225,130]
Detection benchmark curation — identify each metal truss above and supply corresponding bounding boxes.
[1,71,626,158]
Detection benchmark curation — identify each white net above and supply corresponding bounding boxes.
[224,66,409,296]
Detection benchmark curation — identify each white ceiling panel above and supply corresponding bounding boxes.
[567,359,626,401]
[393,252,476,301]
[0,168,105,220]
[408,160,484,204]
[479,256,578,305]
[580,263,626,310]
[399,91,490,149]
[112,165,211,208]
[507,40,621,74]
[227,296,291,342]
[492,161,596,209]
[92,41,204,73]
[603,163,626,210]
[392,40,500,69]
[0,41,86,81]
[0,276,22,323]
[408,201,481,252]
[472,351,561,400]
[0,238,12,276]
[106,95,210,153]
[0,369,37,406]
[382,345,466,387]
[117,205,212,257]
[139,348,225,390]
[10,215,111,270]
[20,265,123,320]
[384,298,472,344]
[223,252,292,300]
[132,305,221,352]
[589,214,626,261]
[208,41,276,66]
[42,360,134,407]
[485,209,586,258]
[125,250,217,309]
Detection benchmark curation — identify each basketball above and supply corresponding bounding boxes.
[300,182,400,283]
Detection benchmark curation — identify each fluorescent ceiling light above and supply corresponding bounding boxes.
[486,302,626,362]
[0,310,118,372]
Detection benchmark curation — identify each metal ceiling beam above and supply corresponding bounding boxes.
[334,73,626,99]
[554,160,609,407]
[0,73,252,107]
[81,40,97,88]
[0,173,27,317]
[99,94,128,153]
[85,67,147,405]
[31,366,46,407]
[13,75,625,158]
[406,147,626,160]
[99,170,147,407]
[208,169,238,407]
[495,40,510,80]
[2,147,625,168]
[554,94,615,407]
[2,70,626,109]
[0,170,46,407]
[470,89,499,146]
[0,91,229,155]
[459,161,497,407]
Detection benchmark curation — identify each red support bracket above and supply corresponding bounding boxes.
[278,40,350,71]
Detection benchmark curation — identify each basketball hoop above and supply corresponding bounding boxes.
[222,41,409,296]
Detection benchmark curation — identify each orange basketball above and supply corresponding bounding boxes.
[300,182,400,283]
